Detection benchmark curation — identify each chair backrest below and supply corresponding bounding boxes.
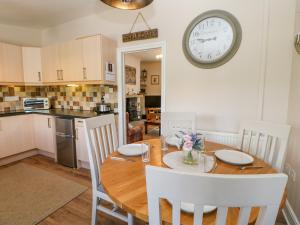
[83,114,118,191]
[146,166,287,225]
[239,120,291,171]
[161,112,197,135]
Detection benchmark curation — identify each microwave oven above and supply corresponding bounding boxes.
[23,98,50,110]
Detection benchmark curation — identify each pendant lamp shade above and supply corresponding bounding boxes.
[100,0,153,10]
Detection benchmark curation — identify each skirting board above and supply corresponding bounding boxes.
[0,149,39,166]
[0,149,55,167]
[283,200,300,225]
[38,150,55,159]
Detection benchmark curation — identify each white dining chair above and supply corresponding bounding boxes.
[239,121,291,172]
[146,165,287,225]
[84,114,134,225]
[161,112,197,135]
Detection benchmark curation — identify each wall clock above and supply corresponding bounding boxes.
[183,10,242,69]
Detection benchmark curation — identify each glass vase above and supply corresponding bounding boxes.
[183,147,199,165]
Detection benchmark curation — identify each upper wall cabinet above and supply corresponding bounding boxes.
[0,42,24,84]
[41,44,62,83]
[0,34,117,85]
[81,35,117,84]
[60,40,83,82]
[22,47,42,85]
[42,35,117,85]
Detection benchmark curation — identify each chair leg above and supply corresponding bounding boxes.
[128,213,134,225]
[91,196,98,225]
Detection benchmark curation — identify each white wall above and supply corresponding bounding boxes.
[141,61,161,96]
[124,54,141,94]
[285,3,300,221]
[0,23,42,46]
[42,0,295,133]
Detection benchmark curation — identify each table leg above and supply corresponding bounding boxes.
[145,123,148,134]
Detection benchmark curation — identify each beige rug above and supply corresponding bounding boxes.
[0,163,88,225]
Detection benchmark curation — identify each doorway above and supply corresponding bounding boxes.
[117,41,166,145]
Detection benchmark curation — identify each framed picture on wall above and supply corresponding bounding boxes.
[151,75,160,85]
[125,65,136,85]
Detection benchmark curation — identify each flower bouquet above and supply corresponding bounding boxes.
[180,132,205,165]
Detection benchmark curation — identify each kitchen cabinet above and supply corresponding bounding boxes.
[22,47,42,85]
[81,35,102,81]
[33,114,56,154]
[41,44,62,82]
[1,35,116,85]
[0,43,3,81]
[81,35,117,84]
[0,115,35,159]
[101,35,117,85]
[75,118,89,165]
[60,40,83,82]
[41,35,117,84]
[0,42,24,83]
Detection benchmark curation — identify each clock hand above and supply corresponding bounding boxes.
[196,37,217,43]
[196,39,206,43]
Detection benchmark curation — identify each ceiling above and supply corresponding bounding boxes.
[129,48,162,62]
[0,0,109,29]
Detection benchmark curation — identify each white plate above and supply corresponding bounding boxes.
[181,202,216,214]
[215,149,254,166]
[117,144,148,156]
[166,200,216,214]
[165,136,182,149]
[163,151,215,173]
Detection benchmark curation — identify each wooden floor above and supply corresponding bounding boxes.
[1,155,287,225]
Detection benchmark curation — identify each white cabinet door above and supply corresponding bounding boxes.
[0,43,4,82]
[101,36,117,85]
[33,114,56,154]
[82,35,102,81]
[22,47,42,84]
[41,45,61,82]
[0,115,35,159]
[60,40,83,82]
[75,119,89,163]
[0,42,24,83]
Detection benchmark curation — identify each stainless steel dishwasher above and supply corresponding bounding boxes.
[55,117,77,168]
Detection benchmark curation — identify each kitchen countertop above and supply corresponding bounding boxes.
[0,109,116,119]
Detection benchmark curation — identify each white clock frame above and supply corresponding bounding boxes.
[183,10,242,69]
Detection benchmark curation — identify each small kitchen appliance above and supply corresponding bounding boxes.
[96,97,111,113]
[23,98,50,111]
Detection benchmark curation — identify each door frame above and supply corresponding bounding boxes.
[117,41,167,145]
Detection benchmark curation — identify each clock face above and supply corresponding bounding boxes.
[189,17,234,63]
[183,10,242,69]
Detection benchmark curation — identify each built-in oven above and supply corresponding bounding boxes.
[23,98,50,111]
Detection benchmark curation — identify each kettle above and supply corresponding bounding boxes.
[96,97,111,113]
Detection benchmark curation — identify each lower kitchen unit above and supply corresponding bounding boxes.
[0,110,116,169]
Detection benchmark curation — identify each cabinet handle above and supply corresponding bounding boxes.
[38,72,41,81]
[47,118,51,128]
[61,70,64,80]
[75,128,79,140]
[57,70,60,80]
[83,67,87,80]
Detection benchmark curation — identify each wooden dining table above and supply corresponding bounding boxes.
[101,139,286,225]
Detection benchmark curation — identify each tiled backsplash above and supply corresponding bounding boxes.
[0,85,118,112]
